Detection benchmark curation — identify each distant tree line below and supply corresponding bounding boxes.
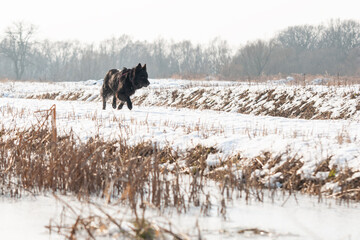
[1,19,359,81]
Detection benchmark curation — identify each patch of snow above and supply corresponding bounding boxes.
[312,78,330,85]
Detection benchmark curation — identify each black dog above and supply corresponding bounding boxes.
[101,63,150,110]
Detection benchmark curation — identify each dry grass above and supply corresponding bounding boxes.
[1,100,360,238]
[46,195,194,240]
[0,78,11,83]
[1,121,360,238]
[167,73,360,86]
[1,122,359,202]
[234,74,360,86]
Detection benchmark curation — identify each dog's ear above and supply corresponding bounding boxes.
[136,63,142,70]
[142,64,146,71]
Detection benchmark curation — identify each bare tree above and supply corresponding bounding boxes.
[270,25,322,75]
[169,40,194,76]
[316,19,360,75]
[2,20,360,81]
[150,38,170,77]
[99,35,132,67]
[234,40,273,77]
[320,19,360,51]
[0,21,37,80]
[206,37,231,76]
[275,25,321,51]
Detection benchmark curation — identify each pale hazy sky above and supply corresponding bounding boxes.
[1,0,359,47]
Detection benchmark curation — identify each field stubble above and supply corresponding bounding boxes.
[1,105,360,238]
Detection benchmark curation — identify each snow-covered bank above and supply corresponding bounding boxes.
[1,79,360,120]
[1,97,360,195]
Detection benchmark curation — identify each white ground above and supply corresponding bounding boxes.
[1,79,360,239]
[1,187,360,239]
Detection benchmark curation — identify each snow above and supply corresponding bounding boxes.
[269,76,295,85]
[2,78,360,120]
[0,196,62,240]
[312,78,330,85]
[2,97,359,176]
[1,78,360,239]
[1,189,360,239]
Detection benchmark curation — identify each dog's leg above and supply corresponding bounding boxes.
[126,96,133,110]
[117,101,125,110]
[112,95,117,109]
[102,99,107,110]
[101,87,107,110]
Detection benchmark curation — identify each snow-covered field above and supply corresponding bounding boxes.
[1,78,360,239]
[2,78,360,120]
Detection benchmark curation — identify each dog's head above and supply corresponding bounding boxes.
[132,63,150,89]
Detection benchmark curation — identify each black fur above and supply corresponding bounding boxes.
[101,63,150,110]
